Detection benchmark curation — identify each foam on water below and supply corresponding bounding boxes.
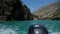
[0,20,60,34]
[50,32,60,34]
[0,28,17,34]
[0,24,17,34]
[0,24,27,34]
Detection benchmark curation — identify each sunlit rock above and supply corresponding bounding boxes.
[33,1,60,20]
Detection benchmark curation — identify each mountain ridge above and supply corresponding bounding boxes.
[33,1,60,20]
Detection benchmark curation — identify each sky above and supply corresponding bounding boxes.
[22,0,58,13]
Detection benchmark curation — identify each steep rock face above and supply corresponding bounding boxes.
[33,1,60,20]
[0,0,31,21]
[6,0,25,20]
[22,5,32,20]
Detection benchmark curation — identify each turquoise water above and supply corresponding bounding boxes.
[0,20,60,34]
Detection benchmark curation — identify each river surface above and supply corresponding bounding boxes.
[0,20,60,34]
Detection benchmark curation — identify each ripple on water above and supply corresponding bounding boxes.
[0,28,17,34]
[0,24,17,34]
[0,21,60,34]
[50,32,60,34]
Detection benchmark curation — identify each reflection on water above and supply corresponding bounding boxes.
[0,20,60,34]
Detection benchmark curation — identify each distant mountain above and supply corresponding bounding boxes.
[33,1,60,20]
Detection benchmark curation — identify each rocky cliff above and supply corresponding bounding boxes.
[0,0,31,21]
[33,1,60,20]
